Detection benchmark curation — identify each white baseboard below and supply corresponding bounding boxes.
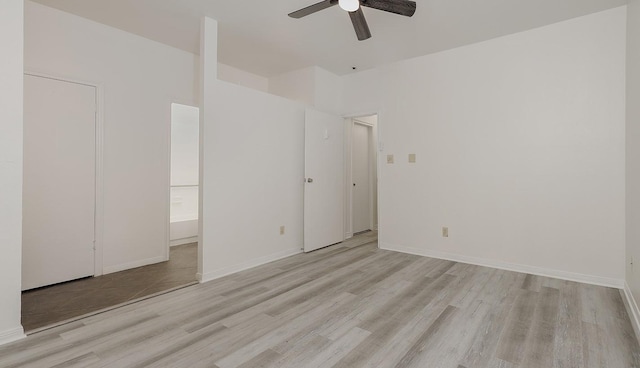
[345,232,354,239]
[380,243,624,289]
[103,255,167,275]
[0,327,25,346]
[198,247,303,283]
[170,236,198,247]
[623,282,640,342]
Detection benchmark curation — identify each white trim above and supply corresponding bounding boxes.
[103,255,166,275]
[197,247,302,283]
[165,101,172,263]
[24,71,97,88]
[24,70,105,277]
[344,118,353,238]
[170,236,198,247]
[353,119,375,127]
[345,232,354,239]
[351,120,375,233]
[341,110,383,247]
[94,80,105,276]
[380,242,625,289]
[347,115,379,236]
[0,327,25,346]
[342,110,382,120]
[623,282,640,343]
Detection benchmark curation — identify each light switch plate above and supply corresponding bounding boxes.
[387,154,394,164]
[408,154,416,163]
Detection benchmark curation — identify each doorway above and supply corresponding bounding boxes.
[346,115,378,238]
[167,103,200,282]
[169,103,200,248]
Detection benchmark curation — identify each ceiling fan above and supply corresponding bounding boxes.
[288,0,417,41]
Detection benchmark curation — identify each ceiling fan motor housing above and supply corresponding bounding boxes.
[288,0,417,41]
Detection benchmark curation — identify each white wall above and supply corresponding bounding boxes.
[171,104,200,187]
[314,67,343,114]
[0,0,25,344]
[268,67,316,107]
[25,1,198,274]
[268,66,343,114]
[626,0,640,315]
[343,7,627,285]
[199,79,305,281]
[218,63,269,93]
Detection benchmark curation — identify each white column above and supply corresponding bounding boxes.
[0,0,25,344]
[197,17,218,281]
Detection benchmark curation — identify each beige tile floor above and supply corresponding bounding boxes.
[21,243,197,332]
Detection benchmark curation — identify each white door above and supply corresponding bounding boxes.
[22,74,96,290]
[352,123,371,233]
[304,109,344,252]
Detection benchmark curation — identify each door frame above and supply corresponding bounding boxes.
[24,71,105,277]
[343,112,380,239]
[350,120,375,234]
[166,102,201,262]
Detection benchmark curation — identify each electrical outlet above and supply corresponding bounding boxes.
[408,154,416,163]
[280,226,285,235]
[442,227,449,238]
[387,154,394,164]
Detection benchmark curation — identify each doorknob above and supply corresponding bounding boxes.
[307,178,313,183]
[353,183,356,186]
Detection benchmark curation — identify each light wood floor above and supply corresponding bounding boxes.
[1,232,639,367]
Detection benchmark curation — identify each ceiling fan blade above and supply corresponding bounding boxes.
[288,0,339,18]
[349,7,371,41]
[361,0,416,17]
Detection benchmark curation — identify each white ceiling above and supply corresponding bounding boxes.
[31,0,627,77]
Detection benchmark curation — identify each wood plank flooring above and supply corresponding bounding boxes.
[22,243,197,332]
[2,232,639,367]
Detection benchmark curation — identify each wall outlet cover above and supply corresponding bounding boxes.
[387,154,394,164]
[408,153,416,163]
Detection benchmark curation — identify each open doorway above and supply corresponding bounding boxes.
[167,103,200,280]
[170,103,200,247]
[168,103,200,287]
[345,114,378,239]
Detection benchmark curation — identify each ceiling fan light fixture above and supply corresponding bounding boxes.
[339,0,360,12]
